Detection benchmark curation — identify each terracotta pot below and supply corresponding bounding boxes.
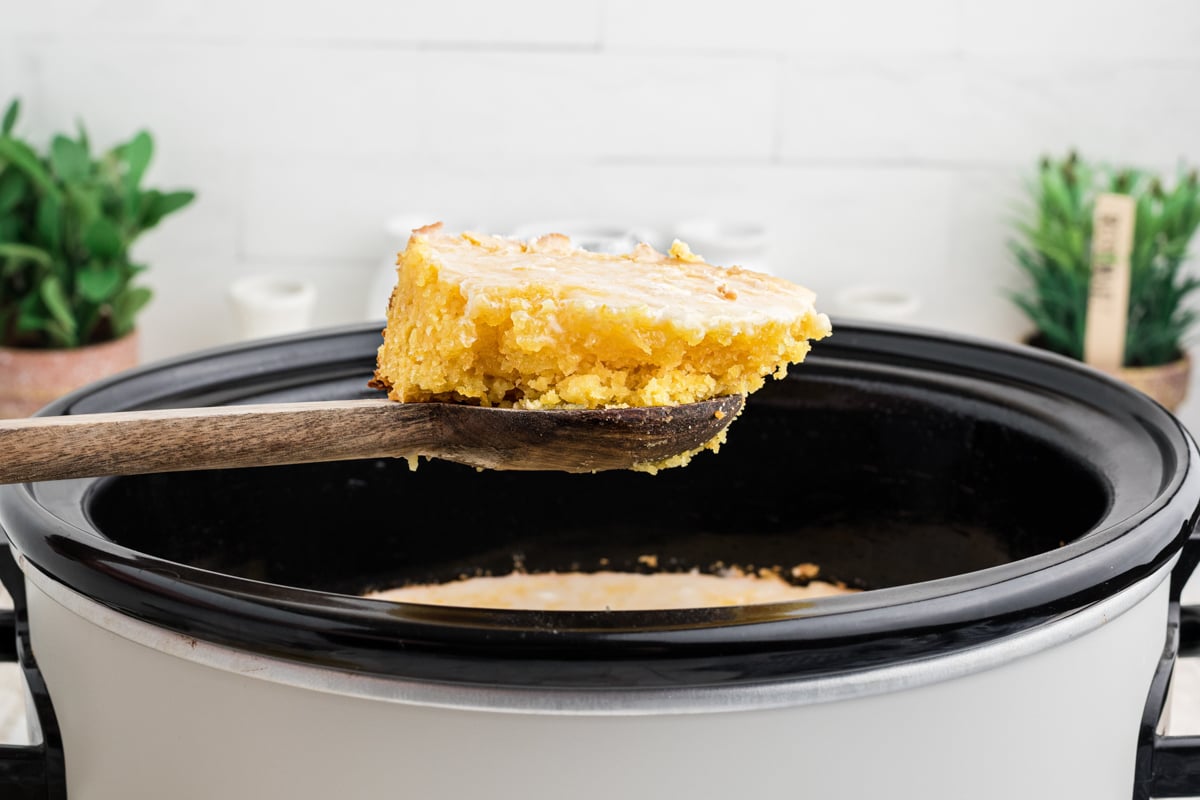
[1114,354,1191,413]
[0,331,140,419]
[1019,333,1190,413]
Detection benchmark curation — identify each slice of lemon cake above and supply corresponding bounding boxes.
[371,222,831,415]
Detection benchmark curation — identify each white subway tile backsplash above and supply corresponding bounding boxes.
[242,155,407,264]
[942,168,1036,342]
[234,46,425,157]
[793,0,961,56]
[6,0,255,40]
[240,48,776,159]
[253,0,603,47]
[765,167,957,310]
[603,0,1199,62]
[241,157,781,266]
[23,0,1197,63]
[0,38,19,88]
[242,156,958,328]
[602,1,805,53]
[130,151,246,265]
[8,40,252,154]
[137,257,248,362]
[602,0,960,56]
[8,0,603,47]
[781,54,1200,169]
[961,0,1200,62]
[9,40,775,160]
[2,40,38,120]
[137,255,379,363]
[779,56,967,164]
[958,58,1200,169]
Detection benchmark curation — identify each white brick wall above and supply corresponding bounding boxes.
[3,0,1200,424]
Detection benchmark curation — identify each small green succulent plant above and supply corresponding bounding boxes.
[1009,151,1200,367]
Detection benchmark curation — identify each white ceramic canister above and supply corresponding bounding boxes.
[228,274,318,340]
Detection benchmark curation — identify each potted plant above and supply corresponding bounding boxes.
[1008,151,1200,411]
[0,98,195,417]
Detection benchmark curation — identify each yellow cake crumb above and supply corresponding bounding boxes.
[371,222,831,466]
[792,562,821,580]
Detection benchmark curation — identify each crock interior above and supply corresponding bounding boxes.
[85,366,1110,599]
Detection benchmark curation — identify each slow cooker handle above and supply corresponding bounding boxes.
[0,538,66,799]
[1137,527,1200,799]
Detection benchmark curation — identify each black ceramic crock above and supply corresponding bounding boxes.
[1,321,1200,798]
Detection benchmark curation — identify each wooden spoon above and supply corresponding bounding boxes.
[0,396,745,483]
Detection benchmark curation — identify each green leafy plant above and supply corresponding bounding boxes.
[0,98,195,349]
[1008,151,1200,367]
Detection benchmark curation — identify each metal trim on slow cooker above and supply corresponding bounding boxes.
[1,322,1198,691]
[17,554,1178,713]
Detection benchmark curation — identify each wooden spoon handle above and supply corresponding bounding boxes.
[0,395,744,482]
[0,399,435,484]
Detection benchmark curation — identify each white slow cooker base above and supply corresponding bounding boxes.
[19,563,1175,800]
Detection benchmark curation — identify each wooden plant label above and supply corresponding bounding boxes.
[1084,193,1136,371]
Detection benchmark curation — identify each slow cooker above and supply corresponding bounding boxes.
[2,321,1200,799]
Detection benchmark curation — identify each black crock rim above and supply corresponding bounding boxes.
[1,320,1197,690]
